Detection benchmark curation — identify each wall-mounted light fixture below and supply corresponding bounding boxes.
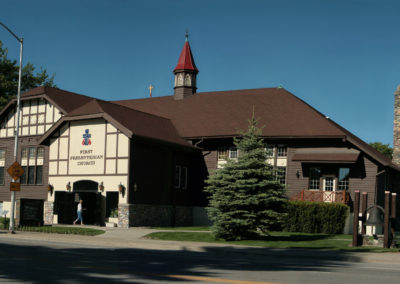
[119,182,125,197]
[48,184,54,196]
[296,171,300,178]
[99,181,104,192]
[66,182,71,192]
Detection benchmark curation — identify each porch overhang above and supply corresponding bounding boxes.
[292,148,360,163]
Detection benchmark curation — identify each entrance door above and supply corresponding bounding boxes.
[322,175,336,202]
[323,176,335,191]
[55,192,75,224]
[73,180,102,225]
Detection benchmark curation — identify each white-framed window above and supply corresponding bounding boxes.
[277,145,287,157]
[229,147,238,159]
[338,168,350,191]
[275,167,286,185]
[217,147,228,160]
[175,165,188,189]
[309,167,321,190]
[265,144,275,157]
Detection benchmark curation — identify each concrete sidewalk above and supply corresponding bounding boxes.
[0,226,398,265]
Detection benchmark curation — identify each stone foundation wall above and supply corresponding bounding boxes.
[174,206,193,227]
[44,201,54,225]
[118,204,132,228]
[117,204,196,227]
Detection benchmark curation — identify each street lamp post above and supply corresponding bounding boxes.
[0,22,23,233]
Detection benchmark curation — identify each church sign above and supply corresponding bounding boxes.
[68,120,105,175]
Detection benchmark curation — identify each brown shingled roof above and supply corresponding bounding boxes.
[113,88,345,139]
[21,86,93,113]
[40,98,191,148]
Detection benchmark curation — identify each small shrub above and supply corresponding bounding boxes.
[284,200,349,234]
[110,209,118,218]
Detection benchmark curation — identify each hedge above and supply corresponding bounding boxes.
[284,200,349,234]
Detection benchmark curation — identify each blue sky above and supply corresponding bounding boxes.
[1,0,399,146]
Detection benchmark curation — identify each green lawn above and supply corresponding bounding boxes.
[149,226,210,231]
[145,231,400,252]
[16,226,105,236]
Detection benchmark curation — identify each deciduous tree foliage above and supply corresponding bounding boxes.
[0,40,55,109]
[369,141,393,159]
[205,116,287,240]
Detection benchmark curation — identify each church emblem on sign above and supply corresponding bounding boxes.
[82,129,92,145]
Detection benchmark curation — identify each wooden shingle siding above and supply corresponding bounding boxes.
[286,147,308,198]
[203,150,217,175]
[0,137,49,202]
[349,155,377,208]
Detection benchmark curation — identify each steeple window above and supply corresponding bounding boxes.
[177,74,184,86]
[185,74,192,86]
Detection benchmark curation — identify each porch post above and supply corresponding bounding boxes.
[352,190,360,247]
[361,192,368,235]
[391,193,397,247]
[384,191,390,248]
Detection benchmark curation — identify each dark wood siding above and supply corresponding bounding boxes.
[349,155,377,207]
[0,136,49,201]
[286,147,308,198]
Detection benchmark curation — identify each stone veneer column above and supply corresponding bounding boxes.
[118,204,134,228]
[394,85,400,165]
[44,201,54,225]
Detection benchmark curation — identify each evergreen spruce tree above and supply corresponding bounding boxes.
[205,116,287,240]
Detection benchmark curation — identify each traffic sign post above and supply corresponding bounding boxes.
[10,182,21,192]
[7,161,24,181]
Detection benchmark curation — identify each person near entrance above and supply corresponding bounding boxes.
[73,200,84,225]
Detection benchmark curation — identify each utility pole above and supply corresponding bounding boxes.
[0,22,23,233]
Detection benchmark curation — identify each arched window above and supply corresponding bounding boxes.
[177,74,184,86]
[174,75,178,87]
[185,74,192,86]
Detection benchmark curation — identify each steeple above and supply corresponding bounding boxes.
[173,32,199,100]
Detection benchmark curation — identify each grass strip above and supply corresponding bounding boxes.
[16,226,105,236]
[149,226,210,231]
[145,231,400,252]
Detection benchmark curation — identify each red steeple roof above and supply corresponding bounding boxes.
[174,37,198,73]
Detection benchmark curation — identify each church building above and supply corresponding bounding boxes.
[0,35,399,227]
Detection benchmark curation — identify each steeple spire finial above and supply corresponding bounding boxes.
[185,30,189,42]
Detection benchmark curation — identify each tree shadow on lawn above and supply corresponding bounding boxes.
[0,241,362,283]
[259,233,341,242]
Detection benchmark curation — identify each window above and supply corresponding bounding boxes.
[36,166,43,184]
[22,148,28,159]
[265,144,274,157]
[229,147,238,159]
[338,168,350,191]
[20,166,27,184]
[309,167,321,190]
[29,147,36,159]
[181,167,188,189]
[277,145,287,157]
[175,165,188,189]
[175,165,181,188]
[0,149,4,184]
[28,166,35,184]
[20,147,44,185]
[275,167,286,185]
[37,148,44,159]
[218,147,228,160]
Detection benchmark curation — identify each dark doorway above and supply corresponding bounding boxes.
[54,192,75,224]
[73,180,101,225]
[106,192,119,217]
[20,199,44,226]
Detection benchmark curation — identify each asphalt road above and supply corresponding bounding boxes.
[0,233,399,283]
